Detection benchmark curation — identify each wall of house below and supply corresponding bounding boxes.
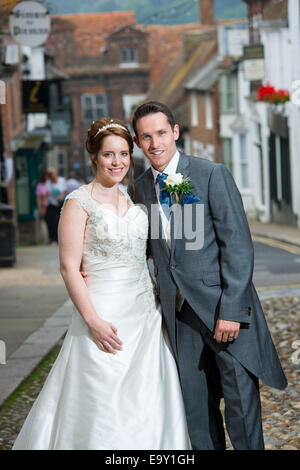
[106,29,148,67]
[287,0,300,227]
[0,40,26,208]
[188,85,220,161]
[62,69,149,181]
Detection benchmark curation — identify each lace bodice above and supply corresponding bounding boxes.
[63,184,148,269]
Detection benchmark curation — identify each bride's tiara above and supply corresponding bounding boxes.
[93,121,128,138]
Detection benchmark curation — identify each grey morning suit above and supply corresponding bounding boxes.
[129,154,287,450]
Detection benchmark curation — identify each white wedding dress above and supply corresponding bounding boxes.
[12,184,191,450]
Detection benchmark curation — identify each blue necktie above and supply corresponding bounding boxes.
[156,173,170,219]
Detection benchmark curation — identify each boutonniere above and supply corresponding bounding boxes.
[163,173,200,205]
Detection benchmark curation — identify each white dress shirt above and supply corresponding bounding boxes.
[151,150,185,311]
[151,150,180,245]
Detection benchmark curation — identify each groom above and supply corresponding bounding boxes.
[129,101,287,450]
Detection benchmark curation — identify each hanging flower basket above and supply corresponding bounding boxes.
[257,82,290,104]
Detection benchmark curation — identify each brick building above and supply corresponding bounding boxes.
[46,12,201,180]
[0,26,26,209]
[184,55,220,161]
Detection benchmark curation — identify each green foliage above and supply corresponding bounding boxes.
[164,176,193,195]
[0,341,62,411]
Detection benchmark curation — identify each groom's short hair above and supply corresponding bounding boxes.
[132,101,176,136]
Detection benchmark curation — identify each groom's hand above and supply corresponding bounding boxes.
[213,319,240,343]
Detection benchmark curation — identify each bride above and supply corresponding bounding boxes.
[12,118,191,450]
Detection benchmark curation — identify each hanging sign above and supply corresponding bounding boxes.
[9,1,51,48]
[22,80,50,113]
[243,45,265,81]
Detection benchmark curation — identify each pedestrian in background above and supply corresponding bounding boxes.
[36,171,50,242]
[35,171,48,218]
[45,169,66,244]
[65,172,81,196]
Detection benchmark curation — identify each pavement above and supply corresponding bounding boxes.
[0,218,300,409]
[248,219,300,248]
[0,245,72,408]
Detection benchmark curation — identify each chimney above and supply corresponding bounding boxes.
[200,0,215,25]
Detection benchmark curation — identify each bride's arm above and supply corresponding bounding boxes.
[58,200,122,354]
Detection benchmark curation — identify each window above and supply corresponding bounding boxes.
[205,92,213,130]
[192,140,203,157]
[222,138,233,173]
[57,151,68,178]
[220,73,237,114]
[122,94,146,119]
[191,92,198,127]
[81,94,107,122]
[120,47,138,66]
[227,75,235,109]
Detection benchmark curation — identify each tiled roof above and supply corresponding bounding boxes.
[47,12,137,67]
[184,55,219,91]
[147,36,218,109]
[47,13,216,85]
[144,23,213,84]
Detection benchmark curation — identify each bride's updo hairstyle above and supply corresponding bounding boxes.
[86,118,135,181]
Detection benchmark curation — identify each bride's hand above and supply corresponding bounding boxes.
[88,317,123,354]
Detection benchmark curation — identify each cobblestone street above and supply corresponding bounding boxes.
[0,295,299,450]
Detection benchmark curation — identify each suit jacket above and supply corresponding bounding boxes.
[129,153,287,390]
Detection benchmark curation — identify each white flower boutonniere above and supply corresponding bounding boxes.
[163,173,194,203]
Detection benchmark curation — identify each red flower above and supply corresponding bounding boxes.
[257,83,290,104]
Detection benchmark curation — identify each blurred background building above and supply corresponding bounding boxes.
[0,0,299,246]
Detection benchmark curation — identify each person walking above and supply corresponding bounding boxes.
[36,171,50,243]
[45,169,66,244]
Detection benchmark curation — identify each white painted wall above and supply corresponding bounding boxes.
[122,94,146,120]
[287,0,300,226]
[236,0,300,226]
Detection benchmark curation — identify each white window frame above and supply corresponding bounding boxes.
[205,92,213,130]
[192,140,203,157]
[120,47,138,68]
[222,137,233,173]
[191,92,198,127]
[81,93,107,122]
